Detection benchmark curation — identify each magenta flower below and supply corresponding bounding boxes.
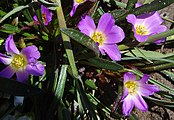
[70,0,86,17]
[0,35,44,82]
[126,12,167,42]
[122,72,159,116]
[33,5,53,26]
[78,13,125,61]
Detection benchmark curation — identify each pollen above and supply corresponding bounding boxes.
[75,0,85,3]
[11,54,27,70]
[42,14,47,23]
[91,31,105,45]
[135,24,149,35]
[125,81,137,94]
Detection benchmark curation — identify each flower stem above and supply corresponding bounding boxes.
[54,0,79,78]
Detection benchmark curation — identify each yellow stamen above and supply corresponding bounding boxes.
[91,31,105,45]
[42,14,47,23]
[11,54,27,70]
[125,81,137,94]
[135,24,149,35]
[75,0,85,4]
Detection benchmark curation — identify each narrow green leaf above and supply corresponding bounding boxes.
[160,70,174,82]
[87,57,124,71]
[0,5,29,23]
[125,48,165,58]
[141,62,174,71]
[85,79,97,90]
[55,65,68,100]
[146,96,174,107]
[60,28,100,57]
[22,9,34,22]
[0,24,21,33]
[0,10,6,17]
[38,0,58,6]
[75,78,97,120]
[0,77,43,96]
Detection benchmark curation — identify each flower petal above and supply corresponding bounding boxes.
[122,96,134,116]
[134,93,148,112]
[143,12,163,29]
[70,3,78,17]
[0,53,12,65]
[5,35,20,54]
[122,87,129,100]
[105,25,125,44]
[0,66,15,79]
[41,5,52,25]
[78,15,96,36]
[21,45,40,60]
[26,61,44,76]
[139,74,149,83]
[16,71,29,83]
[139,84,159,96]
[149,25,167,34]
[135,3,142,8]
[126,14,137,26]
[97,13,115,35]
[124,72,136,83]
[100,44,121,61]
[134,33,149,42]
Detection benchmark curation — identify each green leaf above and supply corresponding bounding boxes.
[125,48,167,58]
[55,65,68,100]
[38,0,58,6]
[85,79,97,90]
[60,28,100,57]
[146,96,174,107]
[75,78,97,119]
[0,5,29,23]
[161,70,174,82]
[86,57,124,71]
[110,9,127,19]
[0,77,43,96]
[0,10,6,17]
[0,24,21,33]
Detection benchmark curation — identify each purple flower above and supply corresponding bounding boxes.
[126,12,167,42]
[122,72,159,116]
[70,0,86,17]
[78,13,125,61]
[0,35,44,82]
[33,5,53,26]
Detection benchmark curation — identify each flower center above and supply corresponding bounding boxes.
[125,81,137,94]
[75,0,85,4]
[135,24,149,35]
[11,54,27,69]
[91,31,105,45]
[42,14,47,23]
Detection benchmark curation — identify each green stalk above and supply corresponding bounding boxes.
[54,0,79,78]
[141,63,174,71]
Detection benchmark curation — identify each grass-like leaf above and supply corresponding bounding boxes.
[0,5,29,23]
[60,28,100,57]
